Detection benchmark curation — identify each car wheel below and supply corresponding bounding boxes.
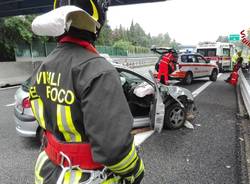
[164,103,186,129]
[184,72,193,85]
[210,69,218,81]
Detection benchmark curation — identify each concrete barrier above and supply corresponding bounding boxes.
[0,61,33,87]
[239,69,250,116]
[0,56,157,87]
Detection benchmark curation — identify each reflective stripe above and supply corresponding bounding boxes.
[63,170,82,184]
[54,0,57,9]
[65,106,82,142]
[108,143,137,171]
[31,100,39,124]
[101,177,120,184]
[57,104,82,142]
[35,151,49,184]
[115,157,139,174]
[74,170,82,184]
[125,160,144,183]
[135,159,144,178]
[63,171,71,184]
[38,98,46,129]
[57,104,71,142]
[90,0,99,21]
[31,99,46,129]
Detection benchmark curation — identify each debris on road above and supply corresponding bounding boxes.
[184,121,194,129]
[239,137,244,142]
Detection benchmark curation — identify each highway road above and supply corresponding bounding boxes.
[0,66,243,184]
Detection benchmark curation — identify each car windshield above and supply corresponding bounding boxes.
[197,49,217,57]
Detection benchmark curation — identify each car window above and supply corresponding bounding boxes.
[187,55,197,63]
[197,49,216,57]
[181,55,188,63]
[119,71,145,85]
[22,77,32,92]
[196,56,207,63]
[223,48,230,57]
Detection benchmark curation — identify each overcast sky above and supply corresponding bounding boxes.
[107,0,250,45]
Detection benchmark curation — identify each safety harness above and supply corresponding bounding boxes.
[44,131,103,170]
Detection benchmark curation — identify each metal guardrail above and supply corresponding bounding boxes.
[112,56,157,68]
[239,69,250,116]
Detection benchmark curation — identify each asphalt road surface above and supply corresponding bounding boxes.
[0,66,241,184]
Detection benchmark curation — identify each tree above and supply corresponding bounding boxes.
[96,22,113,46]
[0,15,48,61]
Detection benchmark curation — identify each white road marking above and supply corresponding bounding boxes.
[5,102,16,107]
[134,130,154,146]
[192,73,222,98]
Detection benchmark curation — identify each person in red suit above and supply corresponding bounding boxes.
[157,49,178,85]
[225,51,243,85]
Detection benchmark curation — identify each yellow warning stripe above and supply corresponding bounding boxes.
[38,98,46,129]
[35,151,48,184]
[90,0,99,21]
[54,0,57,9]
[30,100,39,125]
[108,143,137,171]
[63,170,82,184]
[65,106,82,142]
[57,104,71,142]
[31,99,46,129]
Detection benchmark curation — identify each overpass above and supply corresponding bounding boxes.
[0,0,166,17]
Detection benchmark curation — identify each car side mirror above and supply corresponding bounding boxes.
[206,59,210,63]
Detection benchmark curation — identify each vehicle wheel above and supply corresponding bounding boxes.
[210,69,218,81]
[164,103,186,129]
[184,72,193,85]
[36,127,44,144]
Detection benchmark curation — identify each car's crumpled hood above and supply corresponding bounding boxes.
[163,85,194,101]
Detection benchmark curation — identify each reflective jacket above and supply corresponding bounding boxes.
[29,36,144,184]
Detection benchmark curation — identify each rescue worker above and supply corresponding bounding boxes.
[247,54,250,72]
[29,0,144,183]
[225,51,243,83]
[157,49,178,85]
[231,49,239,70]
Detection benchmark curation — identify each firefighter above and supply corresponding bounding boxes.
[225,51,243,84]
[157,49,178,85]
[29,0,144,183]
[247,54,250,72]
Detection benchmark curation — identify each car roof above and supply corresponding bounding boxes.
[179,53,204,57]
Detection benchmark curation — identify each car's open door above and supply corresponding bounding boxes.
[133,70,165,146]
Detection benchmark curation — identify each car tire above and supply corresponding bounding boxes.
[164,102,186,129]
[210,69,218,81]
[184,72,193,85]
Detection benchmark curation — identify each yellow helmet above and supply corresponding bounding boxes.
[237,51,242,56]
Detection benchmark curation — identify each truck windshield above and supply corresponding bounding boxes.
[197,49,216,57]
[223,48,230,57]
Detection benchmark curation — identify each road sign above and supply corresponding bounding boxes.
[228,34,240,42]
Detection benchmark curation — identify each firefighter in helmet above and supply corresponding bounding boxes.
[29,0,144,183]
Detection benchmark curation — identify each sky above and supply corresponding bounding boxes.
[107,0,250,45]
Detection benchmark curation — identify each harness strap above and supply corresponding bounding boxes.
[44,131,103,170]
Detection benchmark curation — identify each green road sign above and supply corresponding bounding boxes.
[228,34,240,42]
